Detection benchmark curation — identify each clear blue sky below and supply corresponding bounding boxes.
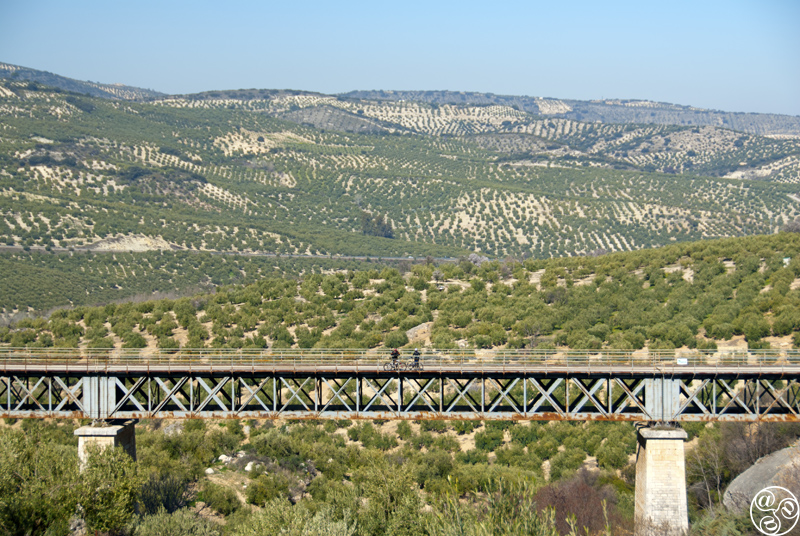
[1,0,798,115]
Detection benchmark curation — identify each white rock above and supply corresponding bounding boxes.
[219,454,230,463]
[245,461,255,472]
[205,468,214,475]
[237,450,246,458]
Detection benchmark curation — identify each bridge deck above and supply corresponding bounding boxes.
[1,348,798,422]
[1,347,799,373]
[1,363,799,378]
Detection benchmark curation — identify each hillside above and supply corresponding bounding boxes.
[2,79,799,261]
[342,89,800,138]
[5,233,800,354]
[2,66,800,316]
[5,234,800,536]
[6,61,798,136]
[0,62,164,100]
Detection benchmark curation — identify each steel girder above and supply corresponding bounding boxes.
[0,372,798,422]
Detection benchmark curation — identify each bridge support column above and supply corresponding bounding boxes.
[74,420,137,470]
[644,378,681,421]
[82,376,116,420]
[634,427,688,536]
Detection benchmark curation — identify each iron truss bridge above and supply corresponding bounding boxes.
[0,348,799,422]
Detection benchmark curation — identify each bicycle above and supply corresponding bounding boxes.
[383,360,406,372]
[406,360,423,371]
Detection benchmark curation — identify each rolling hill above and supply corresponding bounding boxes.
[1,62,800,315]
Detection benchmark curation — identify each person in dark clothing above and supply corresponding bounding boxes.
[391,348,400,364]
[413,348,421,365]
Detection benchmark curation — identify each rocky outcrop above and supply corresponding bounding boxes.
[723,443,800,512]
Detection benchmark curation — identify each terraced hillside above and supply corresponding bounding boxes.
[343,89,800,137]
[3,79,799,259]
[2,69,800,315]
[5,233,800,355]
[0,62,164,100]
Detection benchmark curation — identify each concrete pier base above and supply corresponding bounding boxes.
[74,420,137,470]
[634,427,688,536]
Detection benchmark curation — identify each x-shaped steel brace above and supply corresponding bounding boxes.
[611,378,647,415]
[111,377,148,415]
[238,377,274,413]
[152,377,189,414]
[402,378,438,414]
[444,378,481,414]
[320,378,357,412]
[716,379,754,415]
[526,377,566,416]
[758,380,798,416]
[195,377,232,413]
[486,378,521,414]
[677,379,712,416]
[11,376,47,412]
[0,378,8,406]
[279,377,315,412]
[361,377,397,413]
[52,377,85,413]
[570,378,607,416]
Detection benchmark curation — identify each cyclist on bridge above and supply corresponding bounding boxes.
[390,348,400,364]
[413,348,421,365]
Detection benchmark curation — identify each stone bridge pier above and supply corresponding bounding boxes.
[634,427,689,536]
[74,420,137,470]
[72,376,137,469]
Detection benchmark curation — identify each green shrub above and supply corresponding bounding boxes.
[346,425,361,442]
[419,420,447,433]
[548,448,586,481]
[251,429,296,459]
[208,429,243,455]
[415,449,455,488]
[224,420,245,438]
[246,473,291,506]
[323,420,338,434]
[384,330,409,348]
[474,429,504,452]
[453,421,478,435]
[140,473,189,515]
[433,434,460,452]
[133,508,221,536]
[596,443,628,470]
[396,421,414,440]
[494,444,543,472]
[409,431,435,449]
[200,482,240,516]
[184,420,206,433]
[455,450,488,465]
[484,420,515,432]
[530,436,559,460]
[81,445,144,534]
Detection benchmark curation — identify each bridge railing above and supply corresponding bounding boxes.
[0,347,798,371]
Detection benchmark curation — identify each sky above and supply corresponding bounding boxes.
[0,0,798,116]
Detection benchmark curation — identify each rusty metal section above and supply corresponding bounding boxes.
[0,369,798,422]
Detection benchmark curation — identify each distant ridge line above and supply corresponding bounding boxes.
[2,60,798,136]
[0,61,165,100]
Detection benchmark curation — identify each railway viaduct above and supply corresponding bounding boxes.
[2,347,798,535]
